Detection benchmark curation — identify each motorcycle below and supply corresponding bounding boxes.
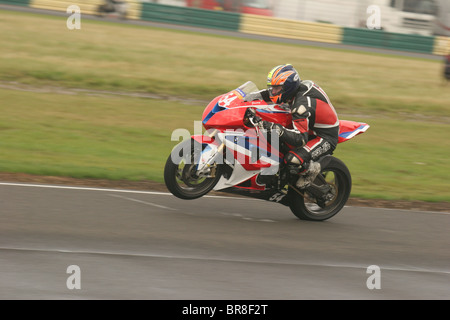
[164,81,369,221]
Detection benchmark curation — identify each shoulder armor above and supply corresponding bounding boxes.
[292,96,313,116]
[300,80,314,95]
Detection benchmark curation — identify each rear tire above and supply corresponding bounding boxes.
[288,156,351,221]
[164,139,222,200]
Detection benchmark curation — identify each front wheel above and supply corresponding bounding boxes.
[288,156,351,221]
[164,139,222,200]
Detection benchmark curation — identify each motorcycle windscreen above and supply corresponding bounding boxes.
[338,120,370,143]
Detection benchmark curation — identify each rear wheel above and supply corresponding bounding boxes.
[288,156,351,221]
[164,139,222,200]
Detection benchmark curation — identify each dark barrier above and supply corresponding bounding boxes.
[342,27,435,54]
[0,0,30,6]
[140,3,240,31]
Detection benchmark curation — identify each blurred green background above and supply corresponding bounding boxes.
[0,10,449,202]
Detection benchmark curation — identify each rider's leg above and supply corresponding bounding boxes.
[285,136,336,188]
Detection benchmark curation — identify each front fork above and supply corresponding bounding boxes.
[195,129,224,178]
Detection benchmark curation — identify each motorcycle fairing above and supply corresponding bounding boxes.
[198,82,369,192]
[192,130,282,191]
[338,120,370,143]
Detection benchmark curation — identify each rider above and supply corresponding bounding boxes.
[251,64,339,189]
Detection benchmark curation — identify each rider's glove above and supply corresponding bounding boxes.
[258,121,285,137]
[278,103,291,111]
[247,108,262,126]
[247,109,285,137]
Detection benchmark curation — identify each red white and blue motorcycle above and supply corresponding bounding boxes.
[164,82,369,221]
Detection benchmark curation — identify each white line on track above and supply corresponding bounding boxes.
[217,212,276,223]
[108,194,178,211]
[0,182,448,214]
[0,246,449,275]
[0,182,244,199]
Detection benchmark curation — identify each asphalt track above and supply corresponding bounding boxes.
[0,182,449,300]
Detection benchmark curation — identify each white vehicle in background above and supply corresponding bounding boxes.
[367,0,438,36]
[273,0,447,36]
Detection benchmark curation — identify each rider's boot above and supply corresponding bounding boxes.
[296,161,321,189]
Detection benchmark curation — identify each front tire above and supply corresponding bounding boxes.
[288,156,351,221]
[164,139,222,200]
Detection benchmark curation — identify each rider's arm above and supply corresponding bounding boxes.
[259,89,272,103]
[290,96,313,133]
[254,117,308,148]
[277,96,313,147]
[279,127,307,147]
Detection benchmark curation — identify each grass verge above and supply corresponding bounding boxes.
[0,9,449,202]
[1,88,448,202]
